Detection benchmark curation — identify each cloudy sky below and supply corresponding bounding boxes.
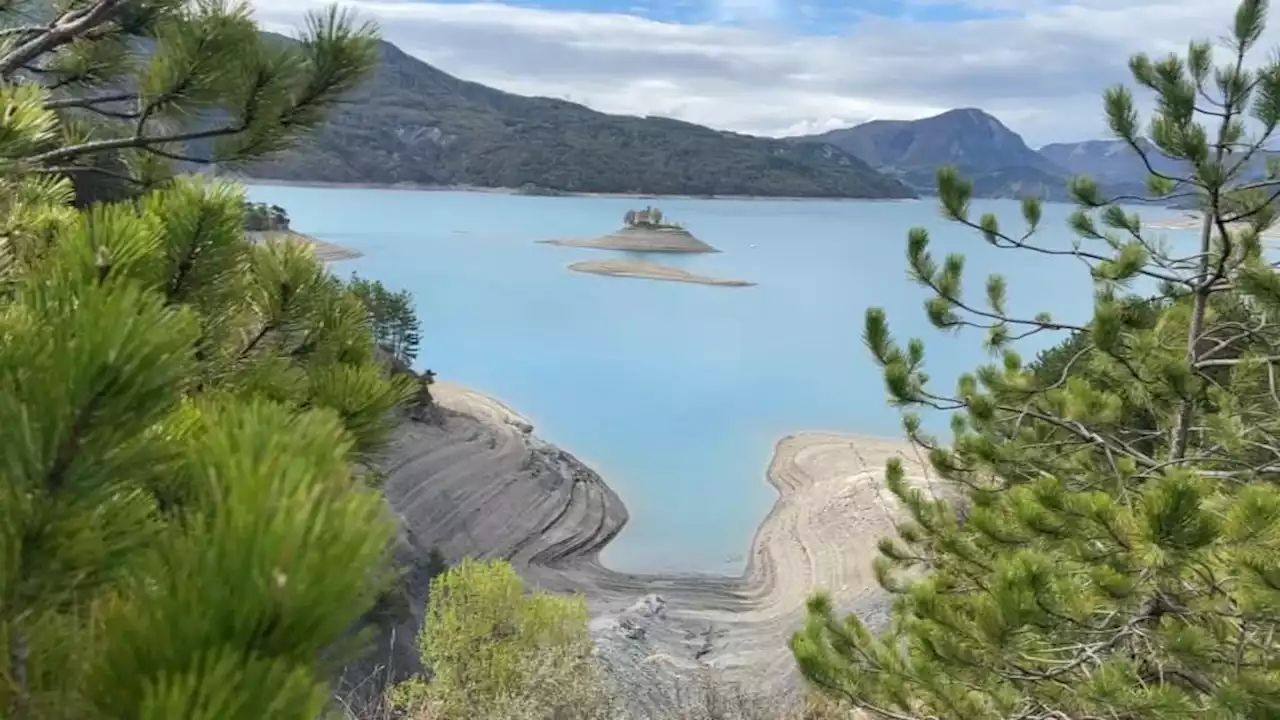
[250,0,1269,147]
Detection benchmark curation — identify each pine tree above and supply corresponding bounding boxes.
[348,272,422,368]
[792,2,1280,718]
[2,0,378,197]
[0,2,418,718]
[393,288,422,365]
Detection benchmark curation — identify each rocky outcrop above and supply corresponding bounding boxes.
[331,520,438,717]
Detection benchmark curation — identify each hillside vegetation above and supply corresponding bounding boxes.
[239,39,917,199]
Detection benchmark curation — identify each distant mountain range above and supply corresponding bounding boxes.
[793,110,1278,203]
[232,36,1271,203]
[237,37,916,200]
[798,108,1073,200]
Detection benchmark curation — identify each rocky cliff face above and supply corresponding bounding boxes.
[331,520,438,717]
[353,403,723,716]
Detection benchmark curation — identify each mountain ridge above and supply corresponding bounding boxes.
[235,37,916,199]
[792,109,1079,200]
[799,110,1276,203]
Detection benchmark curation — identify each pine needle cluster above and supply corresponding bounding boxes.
[0,1,416,718]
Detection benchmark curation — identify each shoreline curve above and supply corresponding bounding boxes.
[381,382,933,713]
[248,229,362,262]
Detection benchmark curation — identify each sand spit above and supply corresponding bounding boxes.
[380,382,931,715]
[247,229,362,262]
[570,259,754,287]
[1148,213,1280,240]
[543,225,721,253]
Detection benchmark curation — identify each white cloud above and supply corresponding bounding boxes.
[710,0,780,23]
[251,0,1278,147]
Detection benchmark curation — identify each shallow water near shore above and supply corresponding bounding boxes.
[246,185,1186,574]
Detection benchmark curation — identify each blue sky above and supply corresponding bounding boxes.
[253,0,1250,145]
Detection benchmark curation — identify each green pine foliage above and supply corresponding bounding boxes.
[2,0,378,199]
[0,1,420,717]
[791,2,1280,718]
[390,558,613,720]
[243,201,290,231]
[348,272,422,367]
[1,175,416,719]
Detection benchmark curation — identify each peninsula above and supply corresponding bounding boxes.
[247,230,363,262]
[379,381,931,716]
[1147,213,1280,240]
[542,207,721,253]
[241,202,362,261]
[569,258,754,287]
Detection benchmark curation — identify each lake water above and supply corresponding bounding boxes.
[245,185,1187,574]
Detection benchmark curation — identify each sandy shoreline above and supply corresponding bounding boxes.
[569,259,754,287]
[380,381,930,714]
[1148,213,1280,240]
[543,225,721,253]
[247,229,362,262]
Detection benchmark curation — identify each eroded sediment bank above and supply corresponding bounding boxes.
[569,259,755,287]
[247,229,363,262]
[379,382,930,715]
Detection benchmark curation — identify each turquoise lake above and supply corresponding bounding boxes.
[245,185,1187,574]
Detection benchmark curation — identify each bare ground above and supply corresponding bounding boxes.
[377,382,932,716]
[246,229,363,262]
[569,259,754,287]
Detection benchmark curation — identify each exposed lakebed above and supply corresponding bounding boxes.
[244,185,1183,573]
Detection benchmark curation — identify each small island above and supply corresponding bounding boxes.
[541,207,721,253]
[569,258,754,287]
[242,201,362,262]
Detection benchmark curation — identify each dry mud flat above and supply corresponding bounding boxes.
[1147,214,1280,241]
[380,382,932,715]
[569,258,754,287]
[247,229,363,261]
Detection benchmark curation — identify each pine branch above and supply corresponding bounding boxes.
[949,213,1189,287]
[27,121,248,165]
[7,630,29,720]
[0,0,127,78]
[46,386,109,494]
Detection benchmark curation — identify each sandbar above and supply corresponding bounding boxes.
[542,225,721,253]
[570,259,754,287]
[1148,213,1280,240]
[246,229,362,262]
[377,381,934,715]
